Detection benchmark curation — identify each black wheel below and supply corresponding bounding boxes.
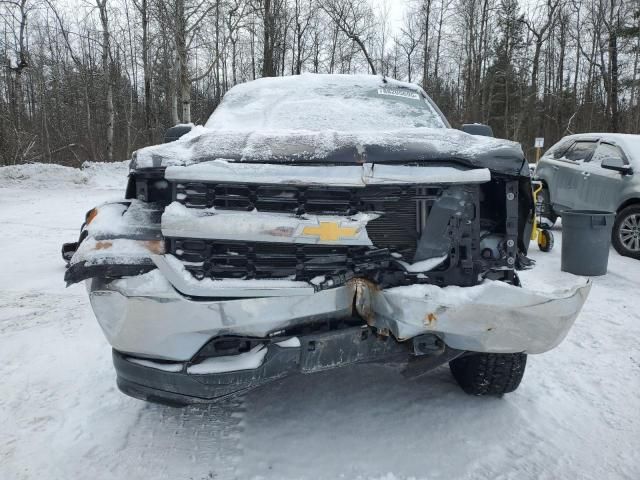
[612,205,640,260]
[449,352,527,396]
[536,187,557,229]
[538,229,554,252]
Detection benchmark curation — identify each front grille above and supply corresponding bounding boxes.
[169,239,390,281]
[175,182,357,214]
[169,182,451,282]
[173,182,413,215]
[173,182,443,256]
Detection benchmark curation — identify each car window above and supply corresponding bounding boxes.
[549,140,572,159]
[563,141,598,163]
[590,143,627,166]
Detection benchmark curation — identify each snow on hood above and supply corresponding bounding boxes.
[131,74,525,175]
[132,126,523,172]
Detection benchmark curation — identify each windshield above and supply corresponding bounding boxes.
[205,74,448,132]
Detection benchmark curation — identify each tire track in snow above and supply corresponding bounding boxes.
[101,396,247,480]
[1,286,248,480]
[0,291,85,335]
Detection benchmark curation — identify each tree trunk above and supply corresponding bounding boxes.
[141,0,152,141]
[214,0,221,105]
[421,0,432,90]
[262,0,276,77]
[354,36,376,75]
[433,1,445,81]
[41,78,51,163]
[608,0,619,132]
[174,0,190,123]
[97,0,113,161]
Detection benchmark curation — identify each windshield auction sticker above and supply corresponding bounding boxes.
[377,87,420,100]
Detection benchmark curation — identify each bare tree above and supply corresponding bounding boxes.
[2,0,640,166]
[419,0,434,89]
[96,0,114,161]
[321,0,377,75]
[522,0,560,100]
[133,0,152,141]
[2,0,31,132]
[396,11,423,83]
[291,0,316,74]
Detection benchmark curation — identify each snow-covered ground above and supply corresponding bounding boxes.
[1,163,639,480]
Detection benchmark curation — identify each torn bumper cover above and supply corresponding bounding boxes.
[355,280,592,354]
[89,269,591,361]
[93,271,590,404]
[113,325,414,405]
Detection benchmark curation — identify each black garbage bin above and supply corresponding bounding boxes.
[561,210,615,276]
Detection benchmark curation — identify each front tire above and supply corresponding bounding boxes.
[612,205,640,259]
[449,352,527,396]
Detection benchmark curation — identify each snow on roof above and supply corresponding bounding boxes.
[205,73,447,132]
[132,74,521,170]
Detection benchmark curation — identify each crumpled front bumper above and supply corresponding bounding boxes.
[355,279,592,354]
[89,267,591,361]
[89,272,354,361]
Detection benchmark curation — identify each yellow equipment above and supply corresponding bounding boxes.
[531,180,554,252]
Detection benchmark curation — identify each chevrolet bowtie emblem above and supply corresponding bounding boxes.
[302,222,358,241]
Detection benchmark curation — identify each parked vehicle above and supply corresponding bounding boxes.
[63,74,590,405]
[535,133,640,259]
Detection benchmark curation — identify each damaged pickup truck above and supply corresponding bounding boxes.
[63,74,591,406]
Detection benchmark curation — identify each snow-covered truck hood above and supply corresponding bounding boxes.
[130,127,526,176]
[132,73,527,175]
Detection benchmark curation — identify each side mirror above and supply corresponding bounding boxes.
[461,123,494,137]
[164,124,193,143]
[601,156,633,175]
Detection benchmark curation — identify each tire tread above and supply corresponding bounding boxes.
[449,352,527,396]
